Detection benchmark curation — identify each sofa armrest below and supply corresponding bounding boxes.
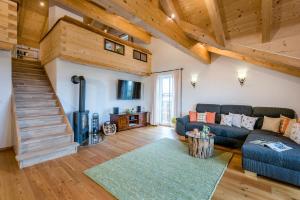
[177,115,190,124]
[176,115,189,136]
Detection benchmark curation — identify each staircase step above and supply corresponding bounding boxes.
[14,85,52,93]
[13,66,45,74]
[15,92,56,100]
[16,100,57,108]
[18,115,64,128]
[16,142,78,168]
[17,107,60,117]
[13,78,50,86]
[13,72,48,80]
[20,133,73,154]
[20,123,67,139]
[13,58,41,65]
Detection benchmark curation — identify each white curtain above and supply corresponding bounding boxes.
[172,70,182,118]
[150,73,160,125]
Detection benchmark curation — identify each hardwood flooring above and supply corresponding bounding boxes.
[0,126,299,200]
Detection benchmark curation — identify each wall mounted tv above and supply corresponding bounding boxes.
[117,80,141,100]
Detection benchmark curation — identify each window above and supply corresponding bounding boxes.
[104,39,125,55]
[133,50,147,62]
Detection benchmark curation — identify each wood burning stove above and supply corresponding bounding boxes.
[72,75,89,145]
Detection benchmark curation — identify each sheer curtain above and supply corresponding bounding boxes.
[172,70,182,118]
[150,73,160,125]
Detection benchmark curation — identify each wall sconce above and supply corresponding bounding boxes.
[237,69,247,87]
[191,74,198,88]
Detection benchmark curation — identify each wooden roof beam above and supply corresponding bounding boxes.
[205,45,300,77]
[92,0,211,64]
[53,0,151,44]
[261,0,273,43]
[204,0,226,46]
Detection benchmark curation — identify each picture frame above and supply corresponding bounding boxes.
[133,50,147,62]
[104,39,125,55]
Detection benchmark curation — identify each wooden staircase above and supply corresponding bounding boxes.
[12,58,78,168]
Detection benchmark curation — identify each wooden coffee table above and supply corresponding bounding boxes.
[186,131,215,158]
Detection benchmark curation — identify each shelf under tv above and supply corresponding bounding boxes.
[110,112,149,131]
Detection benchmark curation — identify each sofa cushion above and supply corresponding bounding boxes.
[186,122,250,140]
[196,104,221,123]
[261,116,281,133]
[253,107,296,129]
[221,105,252,116]
[242,130,300,171]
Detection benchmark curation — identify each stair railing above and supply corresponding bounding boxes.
[11,89,21,156]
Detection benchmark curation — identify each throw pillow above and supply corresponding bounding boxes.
[284,119,297,137]
[229,113,242,128]
[280,115,292,134]
[197,112,207,123]
[220,114,233,126]
[289,123,300,144]
[261,116,281,133]
[206,112,216,124]
[189,111,197,122]
[241,115,258,130]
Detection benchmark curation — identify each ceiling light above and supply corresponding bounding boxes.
[40,1,45,7]
[171,13,175,19]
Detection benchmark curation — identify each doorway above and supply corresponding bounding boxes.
[158,74,174,126]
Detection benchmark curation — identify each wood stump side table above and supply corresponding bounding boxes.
[186,131,215,159]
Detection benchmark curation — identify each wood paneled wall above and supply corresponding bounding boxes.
[40,17,152,76]
[0,0,17,50]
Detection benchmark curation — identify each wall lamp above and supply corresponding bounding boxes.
[237,69,247,87]
[191,74,198,88]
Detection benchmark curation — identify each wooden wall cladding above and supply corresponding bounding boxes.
[40,17,152,76]
[0,0,17,50]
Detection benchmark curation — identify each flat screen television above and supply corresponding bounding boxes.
[117,80,141,100]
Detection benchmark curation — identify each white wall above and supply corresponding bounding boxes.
[45,59,151,125]
[146,38,300,116]
[0,50,12,148]
[48,6,83,29]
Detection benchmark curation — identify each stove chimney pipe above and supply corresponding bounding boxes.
[71,75,86,112]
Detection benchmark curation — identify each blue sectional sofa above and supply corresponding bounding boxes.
[176,104,300,186]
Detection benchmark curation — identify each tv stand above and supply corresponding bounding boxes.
[110,112,149,132]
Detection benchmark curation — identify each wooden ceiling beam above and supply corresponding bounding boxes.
[92,0,211,64]
[204,0,226,46]
[205,44,300,77]
[261,0,273,43]
[53,0,151,44]
[178,20,218,46]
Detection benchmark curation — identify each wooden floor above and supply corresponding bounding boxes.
[0,126,299,200]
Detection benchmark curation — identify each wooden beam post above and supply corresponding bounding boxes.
[261,0,273,43]
[53,0,151,44]
[204,0,226,46]
[92,0,211,64]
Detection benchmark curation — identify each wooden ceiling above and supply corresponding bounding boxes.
[16,0,300,77]
[17,0,48,48]
[176,0,212,32]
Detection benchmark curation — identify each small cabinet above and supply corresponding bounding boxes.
[110,112,149,132]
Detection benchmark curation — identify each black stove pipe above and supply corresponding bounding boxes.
[71,75,86,112]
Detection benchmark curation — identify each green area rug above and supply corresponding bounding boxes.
[85,138,232,200]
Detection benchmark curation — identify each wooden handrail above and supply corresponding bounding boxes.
[11,89,21,155]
